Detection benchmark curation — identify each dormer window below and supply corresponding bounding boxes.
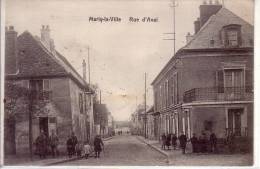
[227,30,238,46]
[221,24,242,48]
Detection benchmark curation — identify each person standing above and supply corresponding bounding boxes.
[66,135,73,158]
[171,133,177,150]
[161,133,166,150]
[49,130,59,158]
[190,133,198,153]
[71,132,78,156]
[35,130,48,158]
[94,135,104,158]
[209,132,217,153]
[179,132,187,154]
[166,134,171,150]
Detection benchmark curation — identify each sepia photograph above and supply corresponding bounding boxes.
[0,0,257,167]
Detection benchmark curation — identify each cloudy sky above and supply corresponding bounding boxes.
[5,0,254,121]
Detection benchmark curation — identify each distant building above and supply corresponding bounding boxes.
[151,1,253,151]
[4,26,95,155]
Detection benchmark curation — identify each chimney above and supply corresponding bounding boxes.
[194,18,201,34]
[41,25,51,50]
[5,26,18,74]
[186,32,193,44]
[199,0,222,27]
[83,59,87,81]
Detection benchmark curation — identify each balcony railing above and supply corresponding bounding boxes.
[225,127,248,137]
[183,86,253,103]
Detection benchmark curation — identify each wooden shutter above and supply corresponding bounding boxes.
[216,70,224,93]
[245,69,253,92]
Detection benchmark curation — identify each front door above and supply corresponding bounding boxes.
[228,109,243,136]
[39,117,49,137]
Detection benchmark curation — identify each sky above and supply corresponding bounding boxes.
[5,0,254,121]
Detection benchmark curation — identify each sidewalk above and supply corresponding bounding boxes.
[4,136,114,166]
[136,136,253,166]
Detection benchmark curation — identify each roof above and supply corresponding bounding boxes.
[151,7,253,86]
[183,7,253,49]
[7,31,93,92]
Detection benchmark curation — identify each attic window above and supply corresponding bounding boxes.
[221,24,242,48]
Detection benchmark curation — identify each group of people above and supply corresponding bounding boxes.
[190,132,217,153]
[35,130,105,159]
[34,130,59,158]
[66,133,104,159]
[161,132,187,154]
[161,131,218,154]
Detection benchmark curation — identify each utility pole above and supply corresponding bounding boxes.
[87,46,91,84]
[144,73,147,139]
[28,88,33,160]
[99,90,101,104]
[163,0,178,55]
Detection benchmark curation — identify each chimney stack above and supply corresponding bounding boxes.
[41,25,56,55]
[41,25,51,50]
[199,0,222,28]
[5,26,18,74]
[83,59,87,81]
[194,18,201,34]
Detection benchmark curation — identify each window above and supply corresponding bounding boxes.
[221,24,242,48]
[43,79,51,100]
[227,30,238,46]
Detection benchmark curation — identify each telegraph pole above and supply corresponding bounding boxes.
[87,46,91,84]
[144,73,147,138]
[100,90,101,104]
[163,0,178,55]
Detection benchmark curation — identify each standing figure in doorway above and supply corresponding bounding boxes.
[35,130,48,158]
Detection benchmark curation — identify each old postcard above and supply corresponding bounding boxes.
[0,0,257,167]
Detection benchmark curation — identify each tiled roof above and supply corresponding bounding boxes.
[183,7,253,49]
[151,7,253,85]
[10,31,92,91]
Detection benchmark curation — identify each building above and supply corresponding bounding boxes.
[93,103,109,137]
[4,25,95,155]
[151,1,253,151]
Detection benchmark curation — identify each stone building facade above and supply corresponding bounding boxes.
[151,1,253,148]
[4,25,95,155]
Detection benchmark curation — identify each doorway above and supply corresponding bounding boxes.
[39,117,49,137]
[228,108,243,136]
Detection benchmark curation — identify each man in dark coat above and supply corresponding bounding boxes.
[35,130,48,158]
[94,135,104,158]
[161,133,166,150]
[209,132,217,153]
[171,133,177,150]
[190,133,198,153]
[166,134,171,150]
[179,132,187,154]
[66,136,73,158]
[71,132,78,156]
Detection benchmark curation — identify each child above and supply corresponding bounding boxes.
[83,141,91,159]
